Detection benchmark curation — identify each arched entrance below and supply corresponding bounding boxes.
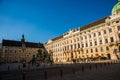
[107,53,111,59]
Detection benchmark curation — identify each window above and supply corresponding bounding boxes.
[78,43,80,48]
[81,37,83,40]
[89,35,91,38]
[95,48,98,52]
[118,33,120,39]
[105,39,108,43]
[100,47,103,52]
[119,46,120,51]
[10,50,12,53]
[82,44,84,48]
[117,26,120,30]
[110,37,114,42]
[19,50,21,52]
[98,32,101,36]
[67,46,69,50]
[94,33,96,37]
[65,47,66,51]
[99,40,102,44]
[103,30,106,34]
[77,38,79,41]
[107,23,110,26]
[109,28,112,33]
[90,42,92,46]
[82,44,84,47]
[116,21,119,23]
[5,50,7,53]
[15,50,16,53]
[74,44,76,49]
[86,43,88,47]
[91,49,93,53]
[74,39,76,42]
[71,40,72,43]
[86,50,88,53]
[71,45,73,50]
[95,41,97,45]
[85,36,87,39]
[106,46,109,51]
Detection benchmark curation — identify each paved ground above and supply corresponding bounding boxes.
[0,60,115,72]
[0,63,60,72]
[0,60,120,80]
[49,63,120,80]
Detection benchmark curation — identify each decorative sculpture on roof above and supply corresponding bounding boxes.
[21,34,25,43]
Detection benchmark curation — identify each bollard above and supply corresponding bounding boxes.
[114,60,116,64]
[22,72,26,80]
[8,65,10,71]
[89,65,91,71]
[104,63,106,66]
[36,63,39,67]
[72,68,75,74]
[44,70,47,80]
[110,61,112,64]
[82,66,84,72]
[100,63,102,68]
[116,60,117,64]
[117,60,119,64]
[108,62,110,66]
[44,64,45,68]
[18,65,20,70]
[23,63,26,68]
[60,69,63,77]
[95,64,97,69]
[28,64,30,70]
[32,62,33,67]
[111,61,113,64]
[112,61,114,64]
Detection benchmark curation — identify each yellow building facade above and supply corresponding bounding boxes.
[45,1,120,63]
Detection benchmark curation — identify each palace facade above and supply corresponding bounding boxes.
[1,35,45,62]
[44,0,120,63]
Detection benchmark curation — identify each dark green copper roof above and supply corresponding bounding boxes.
[112,0,120,13]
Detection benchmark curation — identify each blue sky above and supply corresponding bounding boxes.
[0,0,118,43]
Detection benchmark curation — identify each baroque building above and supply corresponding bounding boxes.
[1,35,45,62]
[44,0,120,63]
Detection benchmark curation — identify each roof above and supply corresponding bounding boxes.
[2,39,44,48]
[50,17,107,42]
[80,17,107,31]
[51,35,63,41]
[112,0,120,13]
